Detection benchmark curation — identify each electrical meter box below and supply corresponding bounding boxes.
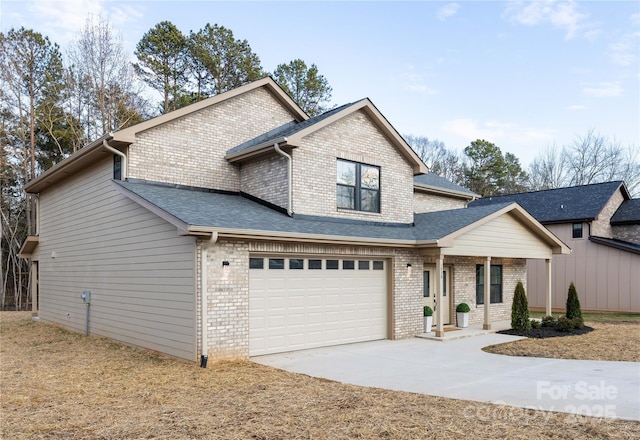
[81,290,91,304]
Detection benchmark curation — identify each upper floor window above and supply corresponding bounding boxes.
[572,223,583,239]
[476,264,502,304]
[336,159,380,213]
[113,155,122,180]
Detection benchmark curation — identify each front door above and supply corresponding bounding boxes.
[423,267,451,326]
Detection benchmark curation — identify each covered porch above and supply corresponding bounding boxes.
[415,202,570,337]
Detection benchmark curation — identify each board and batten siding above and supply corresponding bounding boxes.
[527,224,640,313]
[33,156,197,360]
[440,214,552,259]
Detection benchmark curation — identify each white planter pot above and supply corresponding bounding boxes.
[424,316,433,332]
[457,312,469,328]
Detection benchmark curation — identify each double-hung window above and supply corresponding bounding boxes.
[476,264,503,304]
[572,223,583,239]
[336,159,380,213]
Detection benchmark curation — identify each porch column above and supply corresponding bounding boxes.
[435,254,445,337]
[545,258,552,316]
[483,256,491,330]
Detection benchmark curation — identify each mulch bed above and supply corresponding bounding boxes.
[498,325,594,339]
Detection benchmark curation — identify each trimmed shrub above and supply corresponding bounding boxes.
[511,281,531,331]
[456,303,470,313]
[556,316,573,332]
[571,316,584,329]
[530,319,541,329]
[423,306,433,317]
[566,282,582,320]
[541,315,557,327]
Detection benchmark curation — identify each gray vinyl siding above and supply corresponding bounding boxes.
[526,223,640,313]
[34,157,197,360]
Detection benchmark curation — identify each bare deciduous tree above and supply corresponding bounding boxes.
[528,129,640,196]
[66,16,147,146]
[404,135,464,184]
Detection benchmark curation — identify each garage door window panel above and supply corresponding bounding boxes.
[269,258,285,269]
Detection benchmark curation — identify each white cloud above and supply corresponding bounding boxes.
[19,0,143,47]
[631,13,640,26]
[502,0,592,40]
[582,82,623,97]
[399,66,437,95]
[437,3,460,21]
[608,32,640,67]
[442,118,556,145]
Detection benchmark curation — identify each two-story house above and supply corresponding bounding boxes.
[470,182,640,313]
[20,78,568,364]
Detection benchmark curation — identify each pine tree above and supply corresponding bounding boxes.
[511,281,531,331]
[566,282,582,320]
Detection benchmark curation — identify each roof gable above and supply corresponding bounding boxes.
[114,77,307,143]
[611,199,640,225]
[469,181,629,223]
[25,77,307,193]
[225,99,428,175]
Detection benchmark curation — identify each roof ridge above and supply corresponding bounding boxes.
[479,180,624,200]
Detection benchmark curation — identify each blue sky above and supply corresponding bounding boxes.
[2,0,639,166]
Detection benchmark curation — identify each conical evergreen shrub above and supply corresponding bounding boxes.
[566,282,582,320]
[511,281,531,331]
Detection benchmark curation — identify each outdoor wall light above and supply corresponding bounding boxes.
[407,263,413,277]
[222,261,230,267]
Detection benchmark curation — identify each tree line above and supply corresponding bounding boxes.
[1,17,638,310]
[0,17,332,310]
[405,132,639,198]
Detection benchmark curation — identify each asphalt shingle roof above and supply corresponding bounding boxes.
[413,173,477,197]
[115,180,511,242]
[469,181,626,224]
[611,199,640,224]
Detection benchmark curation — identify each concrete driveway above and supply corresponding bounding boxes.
[253,334,640,421]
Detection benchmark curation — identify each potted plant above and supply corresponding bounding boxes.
[423,306,433,332]
[456,303,470,328]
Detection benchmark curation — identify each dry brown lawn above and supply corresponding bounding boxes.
[2,312,639,439]
[483,322,640,362]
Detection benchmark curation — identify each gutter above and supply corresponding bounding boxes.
[273,140,293,216]
[413,183,477,201]
[102,135,127,180]
[225,136,289,162]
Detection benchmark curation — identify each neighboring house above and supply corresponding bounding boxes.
[19,77,568,363]
[470,182,640,313]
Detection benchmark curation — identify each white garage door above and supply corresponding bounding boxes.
[249,256,388,356]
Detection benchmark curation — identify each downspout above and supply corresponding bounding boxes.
[102,136,127,180]
[274,140,292,217]
[200,232,218,368]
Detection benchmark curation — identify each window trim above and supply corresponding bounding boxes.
[476,264,503,304]
[572,222,583,239]
[336,159,380,213]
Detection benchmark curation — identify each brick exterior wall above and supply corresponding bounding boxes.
[612,224,640,244]
[127,87,296,191]
[240,155,288,209]
[591,190,624,238]
[413,191,467,213]
[197,237,527,360]
[291,111,415,224]
[425,256,526,325]
[197,238,425,359]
